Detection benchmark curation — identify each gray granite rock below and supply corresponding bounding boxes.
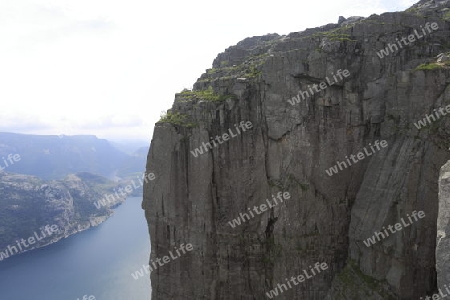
[437,161,450,291]
[144,1,450,299]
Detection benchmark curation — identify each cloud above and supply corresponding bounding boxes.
[0,0,416,141]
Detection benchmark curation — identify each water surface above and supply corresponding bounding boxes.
[0,197,151,300]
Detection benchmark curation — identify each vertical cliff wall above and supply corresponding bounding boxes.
[144,1,450,298]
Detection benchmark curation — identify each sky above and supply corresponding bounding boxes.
[0,0,418,143]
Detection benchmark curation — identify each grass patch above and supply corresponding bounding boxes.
[178,87,235,102]
[207,65,240,75]
[158,112,196,128]
[414,63,443,71]
[205,54,266,79]
[312,27,357,42]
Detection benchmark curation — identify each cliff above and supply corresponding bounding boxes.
[144,0,450,298]
[0,172,126,258]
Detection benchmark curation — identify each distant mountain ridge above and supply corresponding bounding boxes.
[0,132,148,181]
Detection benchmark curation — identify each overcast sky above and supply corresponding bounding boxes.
[0,0,417,143]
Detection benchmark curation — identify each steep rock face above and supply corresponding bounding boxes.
[144,0,450,299]
[437,161,450,291]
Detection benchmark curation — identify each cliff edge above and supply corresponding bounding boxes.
[144,0,450,298]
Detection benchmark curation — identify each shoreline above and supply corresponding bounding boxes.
[0,204,124,261]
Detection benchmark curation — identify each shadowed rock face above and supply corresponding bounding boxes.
[143,0,450,298]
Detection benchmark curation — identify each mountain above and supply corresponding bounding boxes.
[118,146,149,178]
[0,132,146,181]
[110,140,149,155]
[0,172,126,259]
[143,0,450,299]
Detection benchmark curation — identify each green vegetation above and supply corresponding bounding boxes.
[178,87,236,103]
[203,53,266,81]
[207,65,239,75]
[244,65,262,78]
[312,27,357,42]
[158,112,197,128]
[179,87,222,101]
[362,19,389,25]
[206,68,219,75]
[248,53,270,63]
[443,10,450,20]
[197,78,212,83]
[405,6,420,14]
[329,35,356,42]
[414,62,443,71]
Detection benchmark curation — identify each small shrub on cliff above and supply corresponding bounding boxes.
[158,112,196,128]
[179,87,235,102]
[414,63,443,71]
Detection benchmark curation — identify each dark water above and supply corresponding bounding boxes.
[0,197,151,300]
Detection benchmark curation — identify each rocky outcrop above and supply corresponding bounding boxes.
[144,0,450,298]
[437,161,450,291]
